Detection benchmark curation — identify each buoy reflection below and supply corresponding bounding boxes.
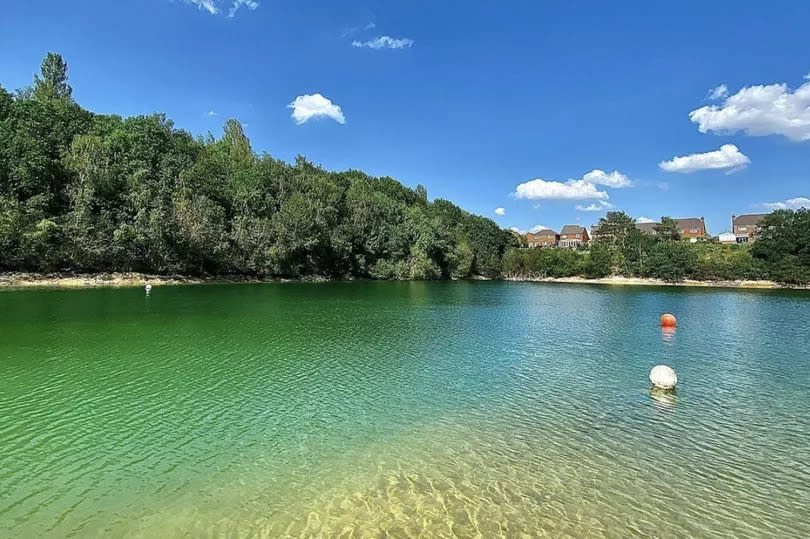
[661,326,676,342]
[650,387,678,411]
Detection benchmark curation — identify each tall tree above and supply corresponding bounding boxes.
[596,211,635,250]
[655,216,681,241]
[33,53,73,101]
[751,209,810,283]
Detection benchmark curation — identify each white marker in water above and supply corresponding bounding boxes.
[145,284,153,296]
[650,365,677,390]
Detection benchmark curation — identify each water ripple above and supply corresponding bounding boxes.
[1,282,809,537]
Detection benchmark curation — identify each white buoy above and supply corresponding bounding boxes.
[145,284,153,296]
[650,365,677,390]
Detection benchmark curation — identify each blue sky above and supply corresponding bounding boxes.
[2,0,810,235]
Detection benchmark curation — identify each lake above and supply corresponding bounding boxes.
[1,281,809,537]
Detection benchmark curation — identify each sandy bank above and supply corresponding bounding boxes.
[2,272,807,291]
[504,275,808,290]
[0,272,295,289]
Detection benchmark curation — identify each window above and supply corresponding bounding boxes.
[739,226,747,232]
[689,228,698,233]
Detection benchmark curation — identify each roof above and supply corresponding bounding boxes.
[733,213,767,226]
[560,224,585,234]
[635,222,659,234]
[526,228,556,237]
[675,217,704,230]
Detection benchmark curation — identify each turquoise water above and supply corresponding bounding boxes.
[1,281,809,537]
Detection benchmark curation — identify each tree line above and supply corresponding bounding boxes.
[3,54,807,284]
[503,211,810,284]
[0,54,517,279]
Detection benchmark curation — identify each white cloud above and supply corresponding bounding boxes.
[514,178,609,201]
[228,0,259,18]
[365,22,376,30]
[635,216,656,223]
[576,201,614,212]
[760,197,810,210]
[708,84,728,100]
[658,144,750,174]
[689,77,810,141]
[180,0,259,17]
[185,0,218,14]
[582,169,632,188]
[288,94,346,125]
[510,225,550,234]
[494,207,506,216]
[352,36,414,49]
[207,110,218,117]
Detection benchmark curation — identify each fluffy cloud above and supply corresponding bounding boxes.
[708,84,728,100]
[207,110,218,117]
[514,178,609,201]
[352,36,414,49]
[658,144,750,174]
[510,225,551,234]
[288,94,346,125]
[182,0,259,17]
[185,0,218,13]
[228,0,258,17]
[635,216,656,223]
[582,169,632,188]
[494,207,506,216]
[760,197,810,210]
[575,201,613,212]
[689,77,810,141]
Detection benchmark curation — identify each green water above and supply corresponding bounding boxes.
[1,281,809,538]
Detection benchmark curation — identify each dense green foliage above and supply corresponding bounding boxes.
[751,209,810,283]
[504,211,810,284]
[0,54,516,279]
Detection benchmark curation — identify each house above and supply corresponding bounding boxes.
[718,231,737,244]
[675,217,707,242]
[634,218,706,241]
[732,214,767,243]
[558,225,589,248]
[635,222,659,235]
[526,229,558,248]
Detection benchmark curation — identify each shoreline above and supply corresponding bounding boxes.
[1,272,808,291]
[503,275,809,290]
[0,272,299,290]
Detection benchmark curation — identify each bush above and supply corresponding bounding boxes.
[583,243,613,278]
[644,241,696,282]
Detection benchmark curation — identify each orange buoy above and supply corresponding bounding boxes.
[660,313,677,327]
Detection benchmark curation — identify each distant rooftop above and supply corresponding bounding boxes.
[675,217,704,229]
[560,224,586,234]
[733,214,767,226]
[635,222,659,233]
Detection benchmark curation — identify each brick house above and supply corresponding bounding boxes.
[732,214,767,243]
[558,225,589,248]
[675,217,707,242]
[635,222,659,235]
[526,229,558,248]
